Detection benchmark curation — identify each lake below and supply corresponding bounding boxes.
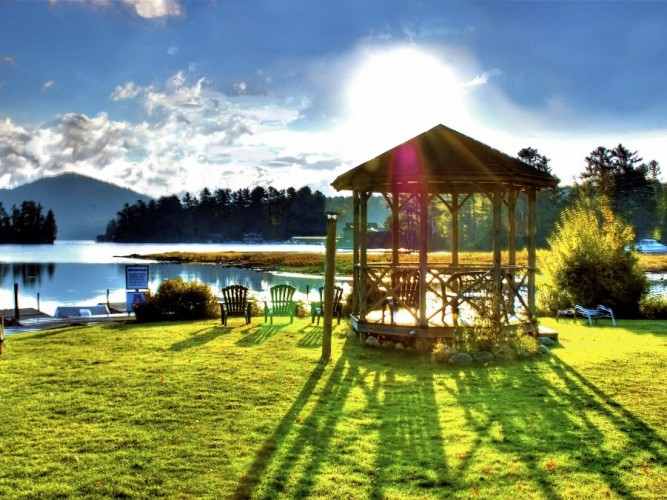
[0,241,331,316]
[3,241,665,317]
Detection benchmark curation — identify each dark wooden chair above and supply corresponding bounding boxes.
[264,284,297,324]
[218,285,251,325]
[382,270,419,324]
[311,285,344,325]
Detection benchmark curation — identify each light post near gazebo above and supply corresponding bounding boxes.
[321,211,338,361]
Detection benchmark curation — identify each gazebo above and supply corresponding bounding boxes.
[331,124,559,342]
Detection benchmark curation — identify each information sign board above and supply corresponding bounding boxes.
[126,265,149,290]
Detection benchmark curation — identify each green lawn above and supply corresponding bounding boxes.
[1,317,666,499]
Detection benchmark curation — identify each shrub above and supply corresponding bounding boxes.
[539,197,648,318]
[639,294,667,319]
[134,277,218,322]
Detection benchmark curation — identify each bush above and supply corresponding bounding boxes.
[639,294,667,319]
[539,197,648,318]
[134,277,218,322]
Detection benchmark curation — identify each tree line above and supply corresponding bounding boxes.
[326,144,662,251]
[0,201,57,244]
[98,142,663,248]
[98,185,326,243]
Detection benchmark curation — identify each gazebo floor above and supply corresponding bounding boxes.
[350,309,537,341]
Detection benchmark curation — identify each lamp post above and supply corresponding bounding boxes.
[322,211,338,361]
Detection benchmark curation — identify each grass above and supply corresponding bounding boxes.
[133,249,667,275]
[1,317,666,498]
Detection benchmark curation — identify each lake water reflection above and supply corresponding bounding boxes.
[0,241,328,316]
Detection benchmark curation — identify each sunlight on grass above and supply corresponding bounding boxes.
[1,318,666,498]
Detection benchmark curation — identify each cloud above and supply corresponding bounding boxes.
[48,0,182,19]
[167,46,178,56]
[467,68,502,87]
[0,71,345,198]
[0,55,15,65]
[41,80,55,92]
[123,0,182,19]
[110,81,141,101]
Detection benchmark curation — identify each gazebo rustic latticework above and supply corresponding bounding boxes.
[332,124,559,341]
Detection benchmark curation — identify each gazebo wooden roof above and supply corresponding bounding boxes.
[332,124,558,193]
[331,123,559,342]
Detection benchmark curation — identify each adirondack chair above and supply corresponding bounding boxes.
[382,270,419,324]
[311,285,344,325]
[264,284,297,324]
[218,285,251,325]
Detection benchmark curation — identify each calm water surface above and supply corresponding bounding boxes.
[1,241,330,315]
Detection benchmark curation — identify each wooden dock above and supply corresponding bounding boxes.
[0,308,51,325]
[1,307,133,332]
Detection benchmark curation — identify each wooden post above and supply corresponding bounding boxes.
[418,192,428,326]
[451,190,459,267]
[492,184,503,321]
[359,192,369,344]
[352,191,360,314]
[508,189,517,267]
[527,187,537,317]
[359,192,369,320]
[507,189,517,315]
[322,212,338,361]
[391,191,400,267]
[14,283,19,322]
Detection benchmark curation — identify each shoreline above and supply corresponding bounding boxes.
[122,250,667,274]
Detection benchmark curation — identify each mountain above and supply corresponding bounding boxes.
[0,174,153,240]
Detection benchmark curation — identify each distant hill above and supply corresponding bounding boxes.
[0,173,153,240]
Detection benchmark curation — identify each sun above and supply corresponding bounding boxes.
[341,45,470,159]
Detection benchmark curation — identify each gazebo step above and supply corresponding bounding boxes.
[538,325,558,342]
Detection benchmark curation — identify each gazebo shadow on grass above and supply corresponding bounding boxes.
[231,337,667,498]
[447,357,667,499]
[231,339,450,498]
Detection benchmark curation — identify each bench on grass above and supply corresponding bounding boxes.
[557,304,616,326]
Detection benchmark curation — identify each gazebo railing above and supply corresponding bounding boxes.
[354,263,534,328]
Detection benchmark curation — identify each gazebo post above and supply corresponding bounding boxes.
[359,191,369,343]
[527,187,537,318]
[352,190,360,314]
[418,191,429,326]
[508,189,517,267]
[451,189,459,267]
[391,191,400,267]
[492,184,503,321]
[507,188,518,315]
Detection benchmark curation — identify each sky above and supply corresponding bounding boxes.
[1,0,666,199]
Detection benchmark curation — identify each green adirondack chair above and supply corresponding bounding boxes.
[264,284,297,324]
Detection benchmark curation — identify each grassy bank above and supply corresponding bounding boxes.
[131,249,667,275]
[1,318,666,498]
